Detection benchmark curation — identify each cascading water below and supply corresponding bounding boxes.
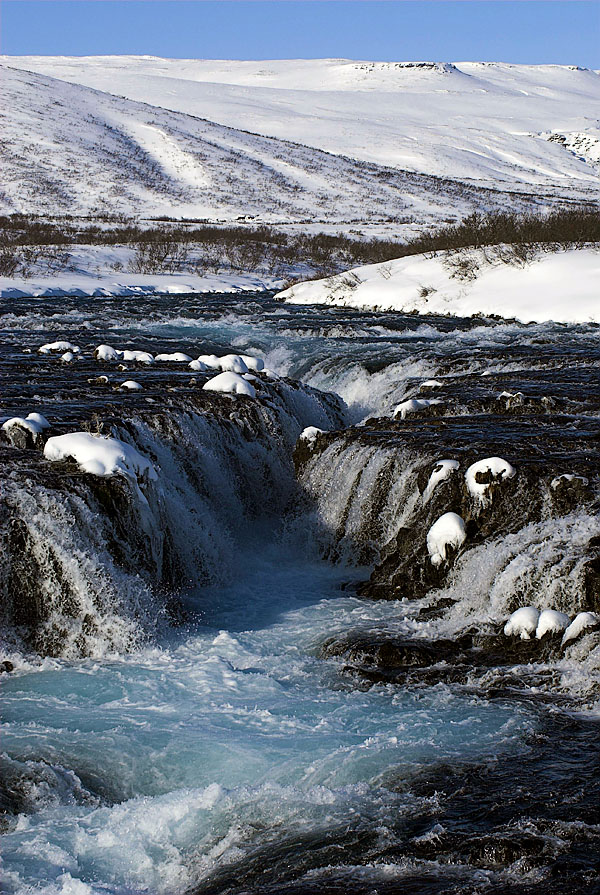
[1,292,599,894]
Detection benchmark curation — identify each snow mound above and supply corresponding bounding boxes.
[120,380,142,391]
[393,398,442,419]
[504,606,540,640]
[239,354,265,372]
[155,353,193,363]
[189,359,209,372]
[61,351,76,363]
[299,426,325,443]
[426,512,466,567]
[44,432,157,481]
[39,341,80,354]
[421,379,443,388]
[535,608,571,639]
[197,354,250,374]
[2,412,51,442]
[202,372,256,397]
[465,457,516,503]
[120,350,154,364]
[423,459,460,503]
[562,612,600,646]
[94,344,121,362]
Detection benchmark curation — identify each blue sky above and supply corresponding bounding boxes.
[1,2,598,68]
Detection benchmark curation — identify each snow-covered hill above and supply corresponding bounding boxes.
[4,56,600,196]
[1,64,562,223]
[277,246,600,324]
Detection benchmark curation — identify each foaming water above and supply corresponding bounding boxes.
[1,535,532,894]
[3,292,599,422]
[2,292,599,893]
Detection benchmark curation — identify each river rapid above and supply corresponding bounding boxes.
[1,293,599,894]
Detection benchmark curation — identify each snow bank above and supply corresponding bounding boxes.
[426,512,467,566]
[465,457,516,503]
[202,372,256,397]
[44,432,157,481]
[423,459,460,503]
[562,612,600,646]
[393,398,442,419]
[535,608,570,639]
[503,606,540,640]
[278,248,600,325]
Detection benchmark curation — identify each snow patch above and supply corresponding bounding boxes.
[393,398,442,419]
[202,372,256,397]
[535,608,570,639]
[423,459,460,503]
[562,611,600,646]
[465,457,516,503]
[503,606,540,640]
[426,512,467,567]
[43,432,157,481]
[39,341,80,355]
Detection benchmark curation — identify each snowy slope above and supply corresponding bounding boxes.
[4,56,600,195]
[1,65,567,222]
[277,247,600,324]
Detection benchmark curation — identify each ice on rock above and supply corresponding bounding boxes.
[426,512,467,567]
[421,379,443,388]
[202,372,256,397]
[535,608,571,639]
[44,432,157,481]
[95,344,120,362]
[61,351,76,363]
[39,341,80,354]
[465,457,516,502]
[120,380,142,391]
[299,426,325,443]
[504,606,540,640]
[562,612,600,646]
[423,459,460,503]
[393,398,442,419]
[155,353,193,363]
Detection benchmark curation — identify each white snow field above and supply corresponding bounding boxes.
[4,56,600,196]
[278,247,600,324]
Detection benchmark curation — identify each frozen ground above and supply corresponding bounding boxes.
[278,246,600,324]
